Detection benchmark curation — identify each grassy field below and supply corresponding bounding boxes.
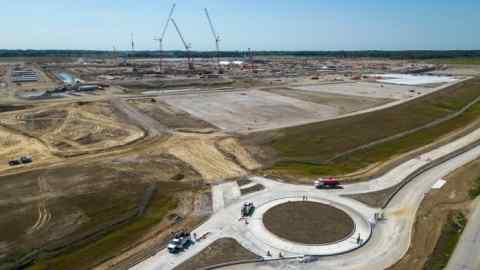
[429,58,480,65]
[469,177,480,199]
[27,193,177,270]
[245,78,480,178]
[423,212,466,270]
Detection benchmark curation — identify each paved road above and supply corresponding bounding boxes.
[131,125,480,270]
[446,198,480,270]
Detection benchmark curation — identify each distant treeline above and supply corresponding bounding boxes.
[1,49,480,60]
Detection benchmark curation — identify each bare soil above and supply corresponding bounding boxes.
[0,101,144,157]
[0,147,201,265]
[0,104,32,113]
[264,87,393,114]
[263,201,354,244]
[128,99,217,130]
[174,238,258,270]
[163,134,254,183]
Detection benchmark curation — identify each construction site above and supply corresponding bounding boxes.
[1,4,480,270]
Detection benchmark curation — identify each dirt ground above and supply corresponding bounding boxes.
[174,238,258,270]
[387,158,478,270]
[157,90,339,132]
[92,191,212,270]
[0,145,201,265]
[293,82,427,100]
[0,125,58,171]
[262,201,354,244]
[162,134,258,183]
[127,98,217,131]
[264,88,393,114]
[0,101,144,157]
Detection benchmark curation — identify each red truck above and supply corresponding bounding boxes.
[314,177,341,189]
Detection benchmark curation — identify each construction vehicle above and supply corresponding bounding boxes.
[167,231,192,254]
[8,160,21,166]
[241,202,255,217]
[8,156,33,166]
[314,177,341,189]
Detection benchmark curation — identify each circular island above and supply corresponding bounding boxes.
[262,201,355,245]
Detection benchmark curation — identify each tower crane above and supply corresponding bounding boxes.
[155,3,176,71]
[170,18,194,71]
[204,8,222,73]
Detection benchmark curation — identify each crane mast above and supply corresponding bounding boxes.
[157,4,176,71]
[204,8,222,73]
[170,18,194,71]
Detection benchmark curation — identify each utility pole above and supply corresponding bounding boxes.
[204,8,222,73]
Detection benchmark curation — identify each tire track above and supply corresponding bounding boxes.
[27,175,52,234]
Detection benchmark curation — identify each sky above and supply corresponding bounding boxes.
[0,0,479,51]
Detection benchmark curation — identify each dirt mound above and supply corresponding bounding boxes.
[217,138,260,170]
[164,135,246,183]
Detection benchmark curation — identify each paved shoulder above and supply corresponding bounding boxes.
[446,198,480,270]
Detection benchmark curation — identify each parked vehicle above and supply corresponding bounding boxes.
[8,160,21,166]
[314,177,341,189]
[167,231,192,254]
[20,156,33,164]
[241,202,255,217]
[8,156,33,166]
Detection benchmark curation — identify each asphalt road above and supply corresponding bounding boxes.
[446,198,480,270]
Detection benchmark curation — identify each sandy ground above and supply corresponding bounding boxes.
[158,90,339,132]
[293,82,427,100]
[0,101,144,157]
[0,126,57,171]
[163,134,251,182]
[217,138,261,171]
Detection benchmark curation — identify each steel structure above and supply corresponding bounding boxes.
[204,8,222,72]
[170,18,194,71]
[156,4,176,71]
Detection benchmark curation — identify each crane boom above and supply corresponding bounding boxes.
[160,4,176,46]
[204,8,220,52]
[156,3,176,72]
[204,8,222,73]
[170,18,194,70]
[170,18,190,50]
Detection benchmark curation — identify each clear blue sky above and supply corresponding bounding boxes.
[1,0,479,51]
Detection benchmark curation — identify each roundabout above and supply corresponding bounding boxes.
[131,124,480,270]
[247,196,373,256]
